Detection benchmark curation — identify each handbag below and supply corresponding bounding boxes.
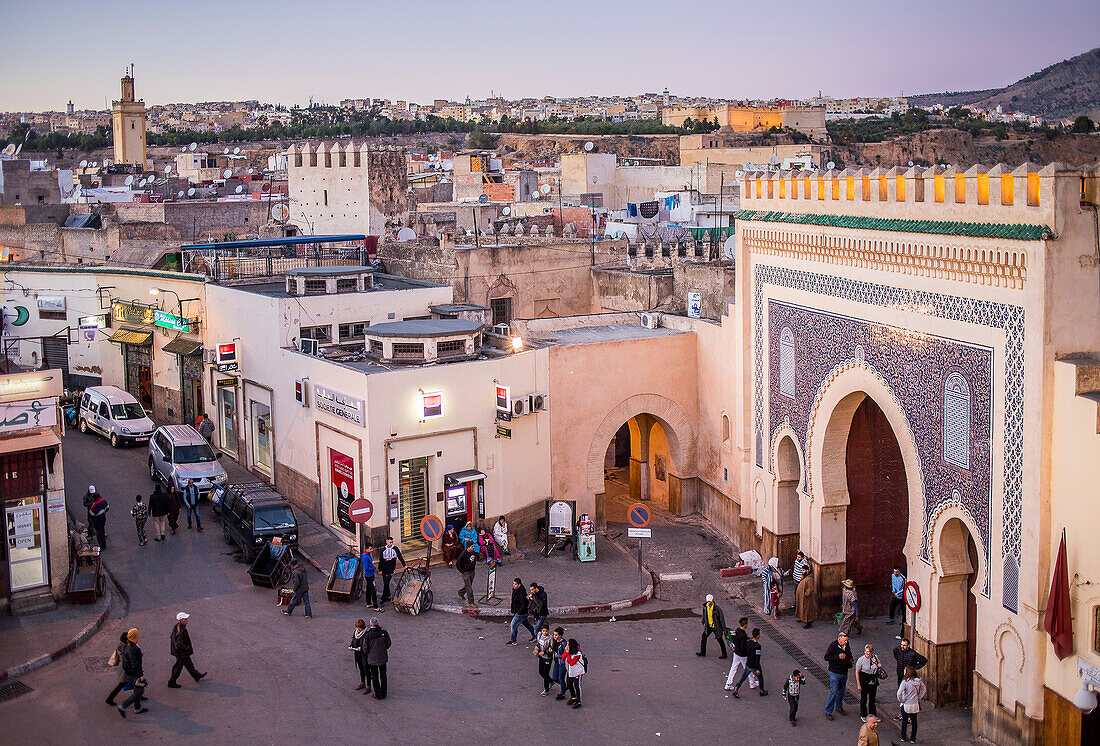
[108,649,120,667]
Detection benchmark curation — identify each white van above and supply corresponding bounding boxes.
[78,385,155,447]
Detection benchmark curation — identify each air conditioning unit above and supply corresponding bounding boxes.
[529,392,549,412]
[203,348,217,365]
[640,312,662,330]
[512,396,532,417]
[298,338,319,356]
[492,323,510,336]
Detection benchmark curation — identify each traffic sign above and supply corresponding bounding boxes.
[627,502,650,528]
[348,497,373,524]
[627,527,651,539]
[420,514,444,542]
[904,580,921,612]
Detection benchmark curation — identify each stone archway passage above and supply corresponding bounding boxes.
[845,396,908,614]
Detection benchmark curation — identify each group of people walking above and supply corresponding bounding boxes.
[88,479,204,549]
[105,612,207,719]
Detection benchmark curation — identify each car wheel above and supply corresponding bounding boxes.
[109,432,119,448]
[148,458,159,482]
[223,522,233,545]
[79,419,88,434]
[243,544,256,564]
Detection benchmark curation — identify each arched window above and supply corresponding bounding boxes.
[779,327,796,398]
[943,372,970,469]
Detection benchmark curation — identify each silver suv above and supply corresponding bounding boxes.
[149,424,228,496]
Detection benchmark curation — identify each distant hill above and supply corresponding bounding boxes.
[910,47,1100,122]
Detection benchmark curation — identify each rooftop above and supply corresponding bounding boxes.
[229,272,442,297]
[540,322,686,345]
[286,265,374,277]
[366,319,483,338]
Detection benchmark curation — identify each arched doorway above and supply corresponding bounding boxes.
[934,516,980,704]
[773,435,802,571]
[844,396,909,614]
[601,415,680,515]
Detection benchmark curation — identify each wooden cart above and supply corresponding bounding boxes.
[392,561,433,615]
[67,548,105,604]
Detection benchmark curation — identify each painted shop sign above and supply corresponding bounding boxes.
[314,384,364,426]
[153,309,195,333]
[0,398,58,434]
[112,301,155,326]
[0,371,63,405]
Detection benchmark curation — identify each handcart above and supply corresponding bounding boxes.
[326,551,363,602]
[68,548,105,604]
[392,561,433,615]
[248,541,293,589]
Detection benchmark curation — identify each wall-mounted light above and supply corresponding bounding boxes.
[511,336,523,352]
[1073,684,1097,713]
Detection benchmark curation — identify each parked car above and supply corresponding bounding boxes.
[78,386,155,447]
[148,425,227,497]
[219,482,298,563]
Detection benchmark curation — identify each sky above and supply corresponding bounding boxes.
[1,0,1098,112]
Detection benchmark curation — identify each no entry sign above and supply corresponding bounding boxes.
[904,580,921,612]
[420,514,444,542]
[628,503,651,528]
[348,497,374,524]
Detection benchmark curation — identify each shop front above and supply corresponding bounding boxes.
[215,378,238,456]
[162,337,204,426]
[244,382,274,479]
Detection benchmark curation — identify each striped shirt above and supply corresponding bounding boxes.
[793,558,810,584]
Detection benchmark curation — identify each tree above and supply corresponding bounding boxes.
[1072,115,1095,133]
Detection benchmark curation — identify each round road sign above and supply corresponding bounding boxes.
[904,580,921,612]
[628,502,651,528]
[348,497,373,524]
[420,514,444,542]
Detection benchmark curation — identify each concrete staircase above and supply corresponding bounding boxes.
[9,589,57,617]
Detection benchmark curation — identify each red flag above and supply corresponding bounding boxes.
[1043,530,1073,660]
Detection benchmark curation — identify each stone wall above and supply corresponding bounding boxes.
[671,261,735,320]
[592,267,674,312]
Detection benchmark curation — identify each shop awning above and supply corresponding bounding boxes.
[107,327,153,345]
[162,337,203,356]
[0,429,61,455]
[444,469,487,488]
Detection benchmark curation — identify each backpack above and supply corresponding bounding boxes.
[582,654,589,674]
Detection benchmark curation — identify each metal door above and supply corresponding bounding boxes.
[42,336,70,388]
[398,457,429,549]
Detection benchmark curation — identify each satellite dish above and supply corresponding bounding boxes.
[735,170,744,179]
[137,178,146,187]
[187,187,196,197]
[723,235,736,259]
[442,159,453,171]
[584,141,594,152]
[164,165,172,174]
[189,142,197,151]
[79,160,88,168]
[539,184,551,196]
[826,161,836,170]
[396,227,417,241]
[2,144,16,156]
[501,206,511,216]
[124,175,134,186]
[181,146,188,153]
[104,159,111,167]
[223,169,233,179]
[261,182,271,193]
[270,203,290,223]
[478,194,489,204]
[233,147,240,155]
[745,162,755,171]
[247,167,254,175]
[908,160,914,167]
[223,148,230,155]
[91,161,98,167]
[177,190,185,198]
[769,155,780,166]
[235,185,244,194]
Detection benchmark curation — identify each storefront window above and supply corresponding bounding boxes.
[219,387,236,455]
[251,401,272,473]
[5,496,46,591]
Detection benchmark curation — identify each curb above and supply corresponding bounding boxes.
[432,575,654,616]
[0,583,115,685]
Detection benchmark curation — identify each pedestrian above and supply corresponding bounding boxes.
[896,665,927,743]
[724,616,750,691]
[197,412,215,443]
[891,638,927,686]
[458,520,477,548]
[839,578,862,636]
[456,540,479,608]
[478,527,501,564]
[855,643,883,721]
[731,627,767,697]
[762,557,785,615]
[550,627,568,699]
[528,581,548,631]
[182,479,202,531]
[282,557,312,618]
[378,536,406,604]
[148,484,169,542]
[364,617,391,699]
[105,631,130,706]
[441,524,462,566]
[888,566,906,638]
[769,580,783,619]
[858,714,880,746]
[130,495,148,546]
[781,669,804,726]
[82,485,98,542]
[167,612,207,688]
[508,577,537,645]
[89,490,110,549]
[562,638,585,708]
[166,485,181,534]
[795,565,816,629]
[493,515,511,555]
[349,619,370,693]
[534,623,554,694]
[116,628,148,717]
[792,550,811,586]
[360,542,381,612]
[696,593,727,658]
[824,630,853,720]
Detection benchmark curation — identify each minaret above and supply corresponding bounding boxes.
[111,64,147,168]
[66,101,74,116]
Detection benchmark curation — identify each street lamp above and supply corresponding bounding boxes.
[149,286,181,312]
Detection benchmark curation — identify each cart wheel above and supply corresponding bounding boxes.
[421,589,434,611]
[275,566,290,587]
[96,573,106,596]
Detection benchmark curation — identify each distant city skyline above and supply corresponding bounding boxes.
[2,0,1097,112]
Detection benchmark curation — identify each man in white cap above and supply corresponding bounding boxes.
[82,485,98,541]
[167,612,206,688]
[697,593,728,658]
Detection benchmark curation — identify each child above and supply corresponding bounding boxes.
[781,669,803,726]
[769,581,783,619]
[130,495,148,546]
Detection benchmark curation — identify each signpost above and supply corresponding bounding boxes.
[904,579,921,642]
[628,502,651,590]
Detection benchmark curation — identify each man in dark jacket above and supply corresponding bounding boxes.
[167,612,207,688]
[149,484,169,542]
[182,479,202,531]
[88,492,110,549]
[528,582,549,631]
[378,536,406,604]
[507,577,536,645]
[892,638,928,684]
[166,487,182,534]
[117,628,148,717]
[456,541,479,608]
[697,593,728,658]
[724,616,750,690]
[364,617,391,699]
[824,631,853,719]
[282,558,312,617]
[82,485,98,542]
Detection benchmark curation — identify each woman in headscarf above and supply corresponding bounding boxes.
[762,557,782,615]
[441,525,462,566]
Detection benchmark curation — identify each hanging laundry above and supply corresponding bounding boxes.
[627,203,638,217]
[639,201,659,219]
